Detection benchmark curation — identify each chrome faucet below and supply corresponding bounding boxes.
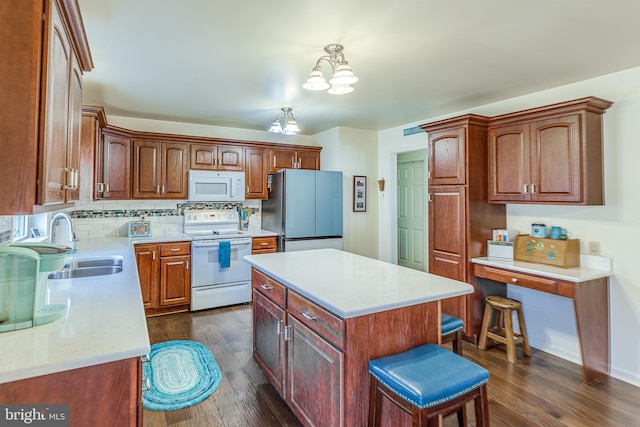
[49,212,79,246]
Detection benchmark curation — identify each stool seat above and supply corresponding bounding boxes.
[441,313,464,356]
[441,313,464,335]
[368,344,489,409]
[485,295,522,310]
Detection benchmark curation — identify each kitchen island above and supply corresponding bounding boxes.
[244,249,474,427]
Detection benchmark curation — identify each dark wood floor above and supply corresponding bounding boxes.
[144,304,640,427]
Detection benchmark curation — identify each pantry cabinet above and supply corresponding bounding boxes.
[488,97,613,205]
[0,0,92,214]
[135,241,191,316]
[421,115,506,342]
[190,143,244,171]
[132,140,189,199]
[245,147,269,199]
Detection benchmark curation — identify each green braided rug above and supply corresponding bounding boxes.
[143,340,222,411]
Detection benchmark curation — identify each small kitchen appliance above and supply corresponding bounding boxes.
[128,221,151,237]
[187,171,245,202]
[0,244,70,332]
[183,208,252,310]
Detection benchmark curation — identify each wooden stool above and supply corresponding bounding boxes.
[478,295,531,364]
[368,343,490,427]
[441,313,464,356]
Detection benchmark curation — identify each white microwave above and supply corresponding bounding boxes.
[188,171,246,202]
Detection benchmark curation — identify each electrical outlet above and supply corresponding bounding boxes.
[589,241,601,255]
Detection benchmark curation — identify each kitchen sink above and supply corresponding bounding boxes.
[48,265,123,280]
[63,256,123,269]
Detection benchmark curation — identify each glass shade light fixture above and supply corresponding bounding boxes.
[268,107,300,135]
[303,44,358,95]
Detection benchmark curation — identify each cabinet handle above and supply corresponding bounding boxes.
[427,193,433,202]
[170,248,181,252]
[277,319,284,335]
[141,377,151,391]
[185,261,189,270]
[246,185,249,194]
[284,325,292,341]
[260,242,269,247]
[428,170,432,179]
[156,185,160,193]
[531,183,537,194]
[141,354,150,363]
[97,182,105,193]
[523,184,528,194]
[63,168,74,190]
[261,283,273,290]
[152,251,156,261]
[162,185,165,193]
[302,311,318,321]
[105,183,109,193]
[511,277,518,283]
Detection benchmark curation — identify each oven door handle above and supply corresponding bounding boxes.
[193,239,252,247]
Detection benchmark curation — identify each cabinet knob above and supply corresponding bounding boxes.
[511,277,518,283]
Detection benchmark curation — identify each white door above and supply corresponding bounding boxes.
[397,159,426,271]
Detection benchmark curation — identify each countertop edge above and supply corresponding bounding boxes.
[471,257,613,282]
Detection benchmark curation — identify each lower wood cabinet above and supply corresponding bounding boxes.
[134,241,191,316]
[252,236,277,254]
[252,269,343,427]
[0,357,143,426]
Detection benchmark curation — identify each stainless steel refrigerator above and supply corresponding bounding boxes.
[261,169,343,252]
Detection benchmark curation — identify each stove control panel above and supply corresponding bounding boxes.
[184,210,239,224]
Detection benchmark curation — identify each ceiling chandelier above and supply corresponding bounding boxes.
[302,44,359,95]
[268,107,300,135]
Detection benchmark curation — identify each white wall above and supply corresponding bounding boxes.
[107,115,316,146]
[314,127,379,258]
[378,66,640,386]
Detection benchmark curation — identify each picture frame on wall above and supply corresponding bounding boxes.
[353,176,367,212]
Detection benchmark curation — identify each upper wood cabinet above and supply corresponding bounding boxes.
[245,147,269,199]
[133,140,189,199]
[428,126,466,185]
[99,130,132,199]
[190,143,244,171]
[0,0,92,214]
[488,97,613,205]
[268,147,321,173]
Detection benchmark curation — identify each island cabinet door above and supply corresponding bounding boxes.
[253,290,286,395]
[287,315,344,427]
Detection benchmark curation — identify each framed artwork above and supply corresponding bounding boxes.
[353,176,367,212]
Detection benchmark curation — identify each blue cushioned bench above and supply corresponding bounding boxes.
[368,343,489,426]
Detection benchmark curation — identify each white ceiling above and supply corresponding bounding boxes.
[78,0,640,136]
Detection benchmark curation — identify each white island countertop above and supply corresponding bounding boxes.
[244,249,473,318]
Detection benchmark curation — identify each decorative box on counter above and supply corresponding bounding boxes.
[514,235,580,268]
[487,241,514,259]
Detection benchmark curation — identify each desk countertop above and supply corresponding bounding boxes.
[244,249,474,318]
[471,256,613,282]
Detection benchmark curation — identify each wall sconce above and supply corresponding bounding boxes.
[377,178,385,192]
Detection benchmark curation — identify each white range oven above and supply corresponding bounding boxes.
[184,208,252,311]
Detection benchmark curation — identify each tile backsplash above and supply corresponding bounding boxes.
[70,200,258,238]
